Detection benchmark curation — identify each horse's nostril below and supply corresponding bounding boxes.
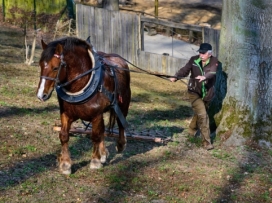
[37,93,47,101]
[42,94,48,100]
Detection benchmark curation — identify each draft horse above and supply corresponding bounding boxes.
[36,37,131,174]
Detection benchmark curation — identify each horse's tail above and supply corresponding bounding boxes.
[108,108,116,134]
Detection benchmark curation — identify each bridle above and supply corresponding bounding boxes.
[40,54,67,85]
[40,53,99,88]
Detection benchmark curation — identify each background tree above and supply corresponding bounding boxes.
[215,0,272,147]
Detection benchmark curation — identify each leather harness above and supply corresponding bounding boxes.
[40,51,128,129]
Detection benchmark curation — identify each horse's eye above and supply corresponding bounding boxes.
[53,67,59,72]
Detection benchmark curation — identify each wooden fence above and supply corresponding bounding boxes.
[76,4,140,65]
[76,4,220,76]
[136,51,187,75]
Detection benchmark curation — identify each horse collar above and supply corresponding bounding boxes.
[55,52,103,103]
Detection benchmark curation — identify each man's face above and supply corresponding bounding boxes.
[199,51,211,62]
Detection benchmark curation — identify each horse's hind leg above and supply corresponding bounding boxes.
[58,114,73,175]
[116,118,127,153]
[90,114,108,169]
[115,95,130,153]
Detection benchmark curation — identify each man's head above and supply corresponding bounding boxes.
[197,43,212,62]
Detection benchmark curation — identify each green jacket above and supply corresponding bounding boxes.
[175,55,218,101]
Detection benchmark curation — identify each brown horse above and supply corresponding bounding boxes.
[36,37,131,174]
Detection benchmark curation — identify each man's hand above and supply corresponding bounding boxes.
[169,77,177,82]
[195,75,206,82]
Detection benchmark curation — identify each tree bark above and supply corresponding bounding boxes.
[215,0,272,147]
[102,0,119,11]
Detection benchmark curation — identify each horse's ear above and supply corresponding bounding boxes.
[41,39,47,50]
[55,44,63,55]
[86,36,91,44]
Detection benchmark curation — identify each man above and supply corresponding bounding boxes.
[170,43,218,150]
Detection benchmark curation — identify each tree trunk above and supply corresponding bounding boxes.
[215,0,272,147]
[102,0,119,11]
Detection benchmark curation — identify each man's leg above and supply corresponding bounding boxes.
[188,92,214,150]
[188,114,198,135]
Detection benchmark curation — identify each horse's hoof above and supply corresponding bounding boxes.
[100,155,106,163]
[59,162,72,175]
[100,149,109,163]
[90,159,102,169]
[115,143,126,153]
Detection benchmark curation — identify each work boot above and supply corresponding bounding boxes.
[203,142,214,150]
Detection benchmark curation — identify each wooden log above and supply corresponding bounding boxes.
[53,126,168,143]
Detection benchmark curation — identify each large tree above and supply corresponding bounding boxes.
[215,0,272,147]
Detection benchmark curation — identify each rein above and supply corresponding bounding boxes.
[40,53,187,88]
[101,56,189,86]
[39,48,185,129]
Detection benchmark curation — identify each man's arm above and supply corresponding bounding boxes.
[170,57,194,82]
[203,57,218,80]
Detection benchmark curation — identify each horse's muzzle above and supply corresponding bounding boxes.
[37,90,53,102]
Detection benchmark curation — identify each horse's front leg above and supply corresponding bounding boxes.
[58,113,73,175]
[90,114,108,169]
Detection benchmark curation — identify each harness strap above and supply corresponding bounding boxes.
[99,85,128,129]
[40,76,56,81]
[59,65,100,88]
[98,72,129,129]
[98,85,114,104]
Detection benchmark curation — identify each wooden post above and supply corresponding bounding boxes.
[2,0,5,22]
[189,30,193,43]
[140,19,145,50]
[155,0,158,18]
[102,0,119,11]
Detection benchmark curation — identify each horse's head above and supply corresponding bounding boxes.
[36,40,65,101]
